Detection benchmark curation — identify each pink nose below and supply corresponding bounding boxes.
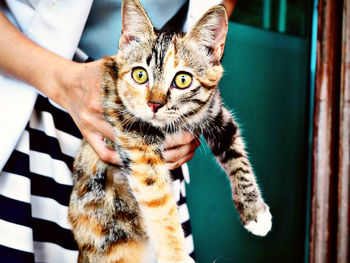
[147,101,163,113]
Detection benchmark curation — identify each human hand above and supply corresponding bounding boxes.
[163,132,201,170]
[56,59,121,165]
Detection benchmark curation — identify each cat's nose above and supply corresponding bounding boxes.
[147,101,164,113]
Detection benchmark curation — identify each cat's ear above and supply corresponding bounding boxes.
[185,5,228,62]
[120,0,154,48]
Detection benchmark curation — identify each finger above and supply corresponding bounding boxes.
[163,138,200,163]
[80,111,116,142]
[164,131,195,149]
[166,152,195,171]
[86,97,104,114]
[89,118,115,142]
[84,131,121,165]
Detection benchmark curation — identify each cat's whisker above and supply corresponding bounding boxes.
[177,113,200,142]
[178,117,207,155]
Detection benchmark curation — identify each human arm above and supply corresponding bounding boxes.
[0,11,121,164]
[222,0,237,18]
[0,11,199,168]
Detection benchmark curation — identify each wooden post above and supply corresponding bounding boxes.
[309,0,348,262]
[337,1,350,262]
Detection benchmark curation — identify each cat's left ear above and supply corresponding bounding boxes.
[185,5,228,62]
[120,0,154,49]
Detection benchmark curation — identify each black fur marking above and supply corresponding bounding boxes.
[164,122,181,134]
[80,169,107,195]
[146,54,152,66]
[167,105,179,111]
[230,167,250,177]
[119,114,165,144]
[105,60,119,83]
[152,32,174,69]
[178,86,202,103]
[238,183,253,190]
[104,227,129,246]
[183,106,201,118]
[221,148,243,163]
[120,154,131,172]
[190,85,201,94]
[220,120,238,140]
[145,177,156,186]
[81,243,94,252]
[244,214,257,223]
[237,176,250,182]
[100,205,146,248]
[204,110,238,157]
[192,99,209,106]
[241,160,250,166]
[207,91,218,112]
[154,148,164,158]
[114,202,140,224]
[235,201,245,213]
[243,191,258,202]
[199,81,216,90]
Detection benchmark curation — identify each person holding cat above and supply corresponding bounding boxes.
[0,0,236,262]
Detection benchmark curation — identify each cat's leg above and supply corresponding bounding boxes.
[70,142,151,263]
[104,240,151,263]
[125,144,194,263]
[203,106,272,236]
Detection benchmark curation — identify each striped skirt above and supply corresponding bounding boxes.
[0,95,194,263]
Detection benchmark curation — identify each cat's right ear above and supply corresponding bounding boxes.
[120,0,154,49]
[185,5,228,63]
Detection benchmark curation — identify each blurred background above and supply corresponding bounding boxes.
[185,0,349,262]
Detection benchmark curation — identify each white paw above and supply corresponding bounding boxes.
[244,208,272,236]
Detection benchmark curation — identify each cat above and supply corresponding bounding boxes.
[68,0,272,262]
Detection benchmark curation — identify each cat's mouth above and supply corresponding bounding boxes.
[149,113,164,125]
[143,112,168,127]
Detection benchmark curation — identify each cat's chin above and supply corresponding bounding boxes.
[140,114,168,128]
[147,118,167,128]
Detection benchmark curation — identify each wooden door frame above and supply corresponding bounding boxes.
[309,0,349,262]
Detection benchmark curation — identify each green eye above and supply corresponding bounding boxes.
[132,67,148,84]
[173,73,192,89]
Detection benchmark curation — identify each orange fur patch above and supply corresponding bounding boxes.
[166,225,176,232]
[134,155,162,166]
[76,215,105,238]
[164,49,173,66]
[142,194,170,208]
[107,240,147,263]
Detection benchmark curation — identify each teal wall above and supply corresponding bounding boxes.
[186,22,310,263]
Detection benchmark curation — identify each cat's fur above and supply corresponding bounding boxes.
[68,0,272,262]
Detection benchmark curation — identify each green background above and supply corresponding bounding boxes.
[186,22,310,263]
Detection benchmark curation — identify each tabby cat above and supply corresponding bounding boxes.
[68,0,272,262]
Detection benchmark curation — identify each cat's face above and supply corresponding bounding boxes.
[114,0,228,129]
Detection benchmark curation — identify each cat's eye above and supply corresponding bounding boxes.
[132,67,148,84]
[173,72,192,89]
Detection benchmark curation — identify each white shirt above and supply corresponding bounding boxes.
[0,0,93,171]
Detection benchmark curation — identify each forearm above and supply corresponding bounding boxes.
[0,11,73,104]
[222,0,237,18]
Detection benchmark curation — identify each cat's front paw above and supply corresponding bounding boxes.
[244,207,272,236]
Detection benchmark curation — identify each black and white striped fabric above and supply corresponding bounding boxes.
[0,95,194,263]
